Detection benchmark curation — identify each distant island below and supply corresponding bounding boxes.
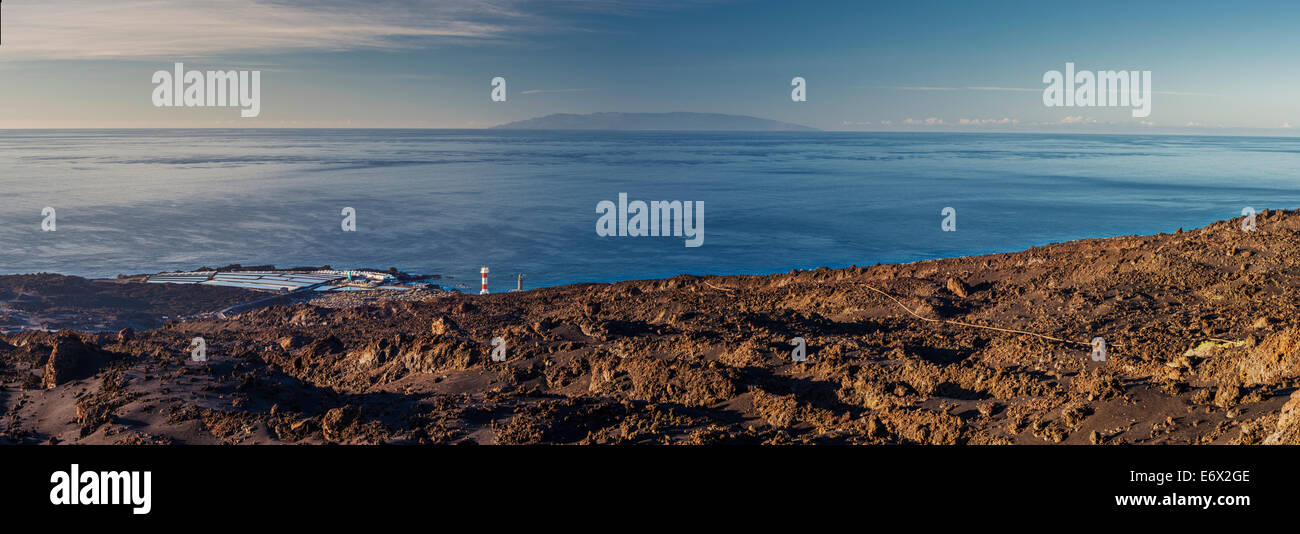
[491,112,818,131]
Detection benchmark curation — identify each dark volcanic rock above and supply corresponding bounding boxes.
[42,332,112,388]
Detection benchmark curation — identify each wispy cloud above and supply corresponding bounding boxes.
[867,86,960,91]
[0,0,508,60]
[868,85,1026,92]
[520,87,599,94]
[1156,90,1220,97]
[965,86,1039,92]
[876,85,1220,97]
[891,117,1019,126]
[957,117,1019,125]
[1058,116,1097,124]
[0,0,720,61]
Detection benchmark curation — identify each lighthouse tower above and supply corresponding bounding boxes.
[480,266,489,294]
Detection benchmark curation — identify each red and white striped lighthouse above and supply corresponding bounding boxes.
[480,266,489,294]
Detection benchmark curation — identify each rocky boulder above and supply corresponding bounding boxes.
[42,331,112,388]
[1263,390,1300,445]
[1239,328,1300,386]
[945,276,970,298]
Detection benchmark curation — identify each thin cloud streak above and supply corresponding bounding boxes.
[862,85,960,91]
[966,86,1039,92]
[2,1,514,60]
[0,0,728,61]
[520,88,598,94]
[878,85,1220,97]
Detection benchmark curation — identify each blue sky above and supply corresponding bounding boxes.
[1,0,1297,132]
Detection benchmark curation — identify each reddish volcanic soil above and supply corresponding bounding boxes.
[4,211,1300,445]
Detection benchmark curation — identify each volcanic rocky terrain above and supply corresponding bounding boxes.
[5,211,1300,445]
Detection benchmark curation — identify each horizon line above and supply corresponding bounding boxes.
[1,127,1299,139]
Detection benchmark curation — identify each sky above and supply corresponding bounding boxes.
[0,0,1297,133]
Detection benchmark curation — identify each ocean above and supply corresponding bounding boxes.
[1,129,1298,290]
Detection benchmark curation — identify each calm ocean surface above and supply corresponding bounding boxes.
[2,129,1298,289]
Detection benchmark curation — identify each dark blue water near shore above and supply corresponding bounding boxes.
[2,129,1298,289]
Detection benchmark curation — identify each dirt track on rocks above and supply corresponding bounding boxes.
[5,211,1300,444]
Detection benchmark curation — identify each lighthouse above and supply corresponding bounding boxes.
[480,266,489,294]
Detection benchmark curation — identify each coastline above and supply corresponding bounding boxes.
[3,211,1300,444]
